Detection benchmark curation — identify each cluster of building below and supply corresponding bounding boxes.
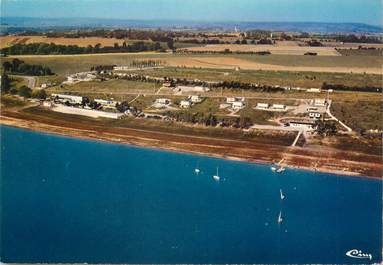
[180,95,203,108]
[51,93,86,105]
[63,72,97,84]
[93,99,120,111]
[154,95,204,109]
[219,97,246,110]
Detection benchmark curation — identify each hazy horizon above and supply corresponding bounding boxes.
[1,0,382,26]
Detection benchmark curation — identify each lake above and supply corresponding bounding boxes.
[1,125,381,264]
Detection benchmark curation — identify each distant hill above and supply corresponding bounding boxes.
[1,17,382,34]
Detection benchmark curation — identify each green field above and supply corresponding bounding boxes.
[46,79,161,100]
[129,67,382,88]
[331,100,383,132]
[3,53,383,75]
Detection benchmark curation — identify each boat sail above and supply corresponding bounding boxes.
[278,211,283,224]
[280,189,285,200]
[213,167,220,181]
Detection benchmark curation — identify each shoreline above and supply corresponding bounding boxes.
[1,114,380,180]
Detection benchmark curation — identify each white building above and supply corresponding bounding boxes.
[313,98,327,107]
[155,98,171,105]
[180,100,192,108]
[256,103,270,109]
[232,101,245,110]
[288,121,316,130]
[190,95,203,103]
[51,94,84,105]
[226,97,236,103]
[43,101,53,108]
[307,88,321,93]
[113,66,131,71]
[309,112,321,119]
[94,99,119,109]
[176,86,210,93]
[226,97,245,104]
[66,72,97,84]
[271,104,286,110]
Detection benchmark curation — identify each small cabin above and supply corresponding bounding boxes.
[180,100,192,108]
[232,101,245,110]
[257,103,270,109]
[309,112,321,119]
[272,104,286,110]
[155,98,171,105]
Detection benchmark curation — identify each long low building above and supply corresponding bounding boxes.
[51,94,85,105]
[288,120,316,130]
[52,105,124,119]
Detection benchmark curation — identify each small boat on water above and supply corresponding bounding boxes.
[213,167,220,181]
[278,211,283,224]
[195,161,201,174]
[280,189,285,200]
[276,167,285,173]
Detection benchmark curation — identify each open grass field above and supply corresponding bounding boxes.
[0,36,157,48]
[331,100,383,131]
[6,52,382,75]
[46,79,161,100]
[129,67,382,88]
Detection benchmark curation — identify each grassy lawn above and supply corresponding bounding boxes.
[6,53,382,87]
[47,79,160,97]
[35,75,67,87]
[331,100,383,132]
[238,105,281,125]
[129,67,382,88]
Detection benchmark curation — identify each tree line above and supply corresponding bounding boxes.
[2,41,164,55]
[322,82,382,93]
[3,59,54,76]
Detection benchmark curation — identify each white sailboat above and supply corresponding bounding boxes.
[280,189,285,200]
[213,167,220,181]
[194,161,201,174]
[278,211,283,224]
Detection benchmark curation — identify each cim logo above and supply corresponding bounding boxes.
[346,249,372,260]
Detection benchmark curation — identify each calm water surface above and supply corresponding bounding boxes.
[0,126,381,264]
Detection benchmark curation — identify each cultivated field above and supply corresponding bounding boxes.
[0,36,154,48]
[7,52,383,75]
[180,43,341,56]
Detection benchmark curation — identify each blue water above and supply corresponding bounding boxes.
[0,125,381,264]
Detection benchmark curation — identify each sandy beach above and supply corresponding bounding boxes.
[1,110,381,179]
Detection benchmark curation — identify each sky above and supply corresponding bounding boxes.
[1,0,382,26]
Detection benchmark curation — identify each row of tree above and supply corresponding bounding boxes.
[2,41,164,55]
[3,59,54,76]
[322,82,382,93]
